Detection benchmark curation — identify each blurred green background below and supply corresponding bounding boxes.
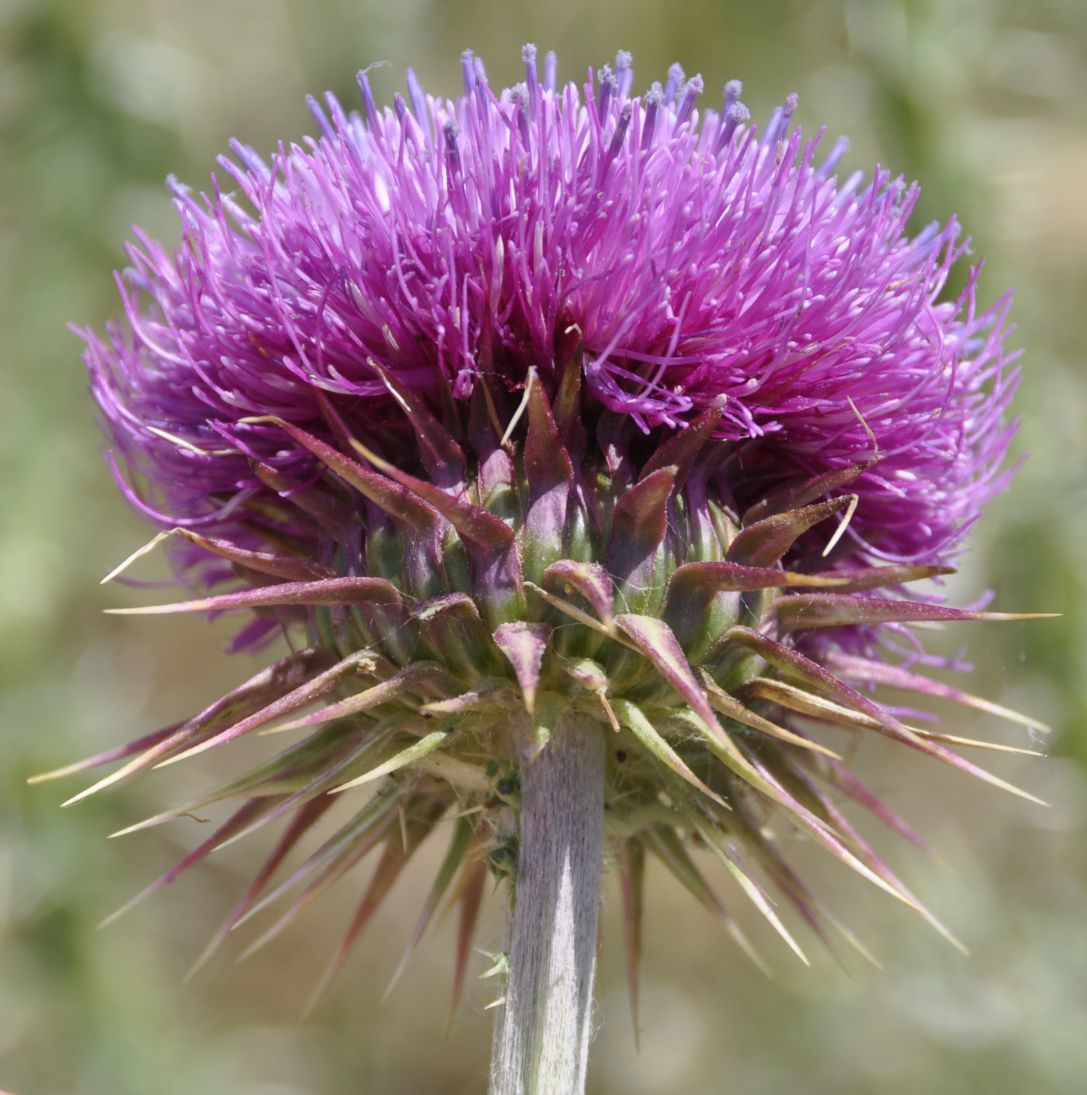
[2,0,1086,1092]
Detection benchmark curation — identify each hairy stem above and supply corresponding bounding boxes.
[489,713,606,1095]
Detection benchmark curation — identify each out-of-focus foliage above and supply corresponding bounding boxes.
[2,1,1084,1092]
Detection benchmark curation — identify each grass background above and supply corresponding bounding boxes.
[2,0,1085,1091]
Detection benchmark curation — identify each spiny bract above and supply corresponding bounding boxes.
[53,46,1042,1013]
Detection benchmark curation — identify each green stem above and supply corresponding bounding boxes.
[489,712,606,1095]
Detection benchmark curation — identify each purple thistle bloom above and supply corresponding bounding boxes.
[84,49,1017,588]
[55,48,1044,1060]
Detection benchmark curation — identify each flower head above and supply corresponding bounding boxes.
[58,48,1038,1009]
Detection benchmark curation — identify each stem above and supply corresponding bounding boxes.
[489,712,606,1095]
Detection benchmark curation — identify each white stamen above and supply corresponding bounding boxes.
[500,368,536,446]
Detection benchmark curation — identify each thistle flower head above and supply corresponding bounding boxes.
[57,48,1040,1009]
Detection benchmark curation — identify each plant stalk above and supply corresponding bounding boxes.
[489,712,606,1095]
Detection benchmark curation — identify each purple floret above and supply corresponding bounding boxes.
[81,48,1019,574]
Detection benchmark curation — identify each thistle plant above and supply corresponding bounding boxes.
[44,46,1048,1095]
